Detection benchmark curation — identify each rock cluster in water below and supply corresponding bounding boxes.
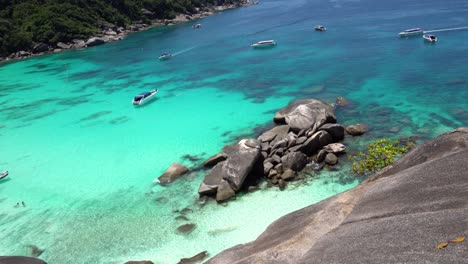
[198,98,363,202]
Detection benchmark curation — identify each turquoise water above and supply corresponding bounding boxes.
[1,0,467,263]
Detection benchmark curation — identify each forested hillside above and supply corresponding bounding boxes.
[0,0,243,56]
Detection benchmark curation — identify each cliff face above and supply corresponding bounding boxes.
[207,128,468,264]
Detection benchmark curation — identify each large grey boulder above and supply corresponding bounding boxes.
[216,180,236,202]
[198,139,261,197]
[323,143,346,154]
[32,43,48,53]
[273,99,336,131]
[206,128,468,264]
[56,42,71,49]
[86,37,106,47]
[202,153,227,167]
[318,123,345,141]
[346,123,368,136]
[156,162,189,185]
[257,125,290,143]
[281,152,308,172]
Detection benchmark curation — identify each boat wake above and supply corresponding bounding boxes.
[172,46,198,56]
[424,26,468,33]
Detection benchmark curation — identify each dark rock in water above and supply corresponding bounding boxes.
[175,215,189,221]
[316,149,327,163]
[32,43,49,53]
[257,125,290,143]
[298,131,332,156]
[156,162,189,185]
[281,152,308,172]
[125,261,154,264]
[263,162,274,175]
[182,154,203,162]
[177,223,196,234]
[180,207,193,214]
[205,128,468,264]
[216,180,236,202]
[29,245,44,257]
[280,169,296,181]
[248,186,260,192]
[273,99,336,131]
[315,130,333,148]
[345,124,368,136]
[324,153,338,165]
[0,256,48,264]
[335,96,350,107]
[198,161,225,195]
[323,143,346,154]
[202,153,227,167]
[318,123,345,141]
[178,251,208,264]
[278,179,287,191]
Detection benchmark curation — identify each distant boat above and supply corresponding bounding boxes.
[158,53,172,60]
[192,24,202,29]
[0,171,8,180]
[399,28,424,37]
[132,89,158,105]
[423,34,437,43]
[314,25,327,31]
[251,40,277,48]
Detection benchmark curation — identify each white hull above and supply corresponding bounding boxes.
[0,171,8,180]
[251,40,277,48]
[423,36,437,42]
[132,90,158,105]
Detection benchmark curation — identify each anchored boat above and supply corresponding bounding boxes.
[423,34,437,43]
[192,24,202,29]
[0,171,8,180]
[132,89,158,105]
[399,28,424,37]
[251,40,277,48]
[314,25,327,31]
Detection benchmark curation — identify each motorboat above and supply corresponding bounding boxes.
[251,40,277,48]
[0,171,8,180]
[192,24,202,29]
[314,25,326,31]
[132,89,158,105]
[399,28,424,37]
[423,34,437,43]
[158,53,172,60]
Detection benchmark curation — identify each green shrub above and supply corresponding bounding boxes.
[349,139,415,174]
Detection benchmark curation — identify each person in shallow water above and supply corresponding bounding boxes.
[22,201,26,207]
[14,202,19,208]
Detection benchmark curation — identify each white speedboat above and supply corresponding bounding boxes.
[192,24,202,29]
[132,89,158,105]
[251,40,277,48]
[314,25,326,31]
[0,171,8,180]
[399,28,424,37]
[158,53,172,60]
[423,34,437,42]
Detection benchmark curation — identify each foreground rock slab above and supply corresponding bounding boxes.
[0,257,47,264]
[206,128,468,264]
[156,162,189,185]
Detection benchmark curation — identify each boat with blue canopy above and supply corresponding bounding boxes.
[132,89,158,105]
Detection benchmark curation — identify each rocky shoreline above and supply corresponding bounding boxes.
[0,0,258,63]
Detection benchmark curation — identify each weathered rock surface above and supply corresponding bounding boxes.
[216,180,236,202]
[281,152,308,172]
[346,123,368,136]
[257,125,290,142]
[206,128,468,264]
[273,99,336,131]
[32,43,49,53]
[56,42,71,49]
[323,143,346,154]
[124,261,154,264]
[0,257,47,264]
[324,153,338,165]
[177,223,196,234]
[156,162,189,184]
[85,37,106,47]
[202,153,227,167]
[318,123,345,141]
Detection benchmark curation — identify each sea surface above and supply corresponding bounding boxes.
[1,0,467,263]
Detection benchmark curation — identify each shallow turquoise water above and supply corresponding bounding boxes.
[1,0,467,263]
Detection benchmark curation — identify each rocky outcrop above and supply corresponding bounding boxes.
[178,251,208,264]
[199,98,350,200]
[0,256,47,264]
[56,42,71,49]
[206,128,468,264]
[32,43,49,53]
[156,162,189,185]
[202,153,227,167]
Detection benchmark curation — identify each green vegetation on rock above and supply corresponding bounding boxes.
[349,139,415,174]
[0,0,243,56]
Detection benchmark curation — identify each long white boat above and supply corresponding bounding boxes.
[423,34,437,43]
[0,171,8,180]
[314,25,327,31]
[132,89,158,105]
[251,40,277,48]
[399,28,424,37]
[158,53,172,60]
